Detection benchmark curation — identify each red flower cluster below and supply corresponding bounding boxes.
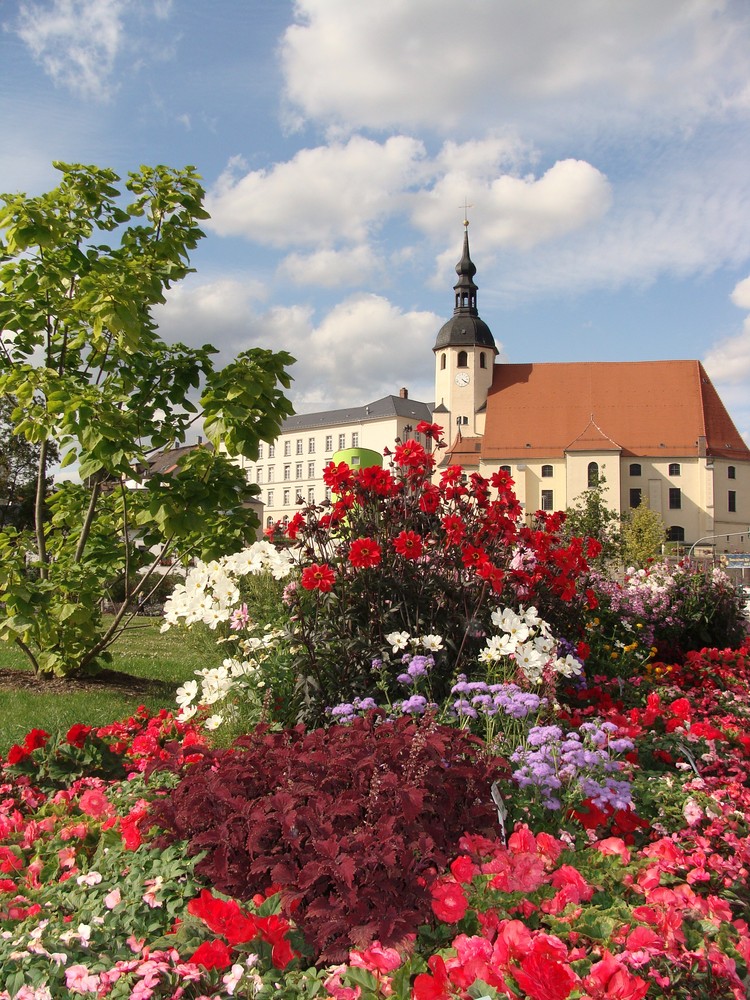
[188,889,297,969]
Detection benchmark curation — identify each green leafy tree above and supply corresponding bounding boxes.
[0,162,294,677]
[0,396,58,530]
[621,498,666,568]
[563,473,623,569]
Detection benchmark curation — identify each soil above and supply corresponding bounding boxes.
[0,667,175,697]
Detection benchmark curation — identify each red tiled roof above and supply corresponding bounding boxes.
[479,360,749,461]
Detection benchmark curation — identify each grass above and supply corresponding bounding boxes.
[0,619,208,754]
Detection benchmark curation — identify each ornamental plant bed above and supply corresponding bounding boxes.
[1,645,750,998]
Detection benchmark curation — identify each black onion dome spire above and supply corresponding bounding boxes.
[433,221,497,352]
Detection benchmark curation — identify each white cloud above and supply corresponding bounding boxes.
[279,245,384,288]
[280,0,750,134]
[704,274,750,385]
[16,0,124,101]
[415,158,612,252]
[152,276,443,409]
[206,136,428,246]
[730,275,750,310]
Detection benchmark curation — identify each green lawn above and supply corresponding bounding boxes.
[0,619,206,754]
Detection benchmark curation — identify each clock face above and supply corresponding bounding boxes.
[455,372,470,386]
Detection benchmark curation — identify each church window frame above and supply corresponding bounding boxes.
[457,350,468,368]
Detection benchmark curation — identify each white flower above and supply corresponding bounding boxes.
[176,680,198,708]
[420,634,444,651]
[76,871,102,886]
[482,633,517,661]
[204,714,224,730]
[177,704,197,722]
[385,630,410,652]
[554,654,582,678]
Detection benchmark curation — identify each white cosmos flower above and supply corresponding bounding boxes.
[176,680,198,707]
[385,630,410,652]
[177,704,197,722]
[420,634,444,651]
[204,714,224,730]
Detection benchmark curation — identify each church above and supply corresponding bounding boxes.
[240,225,750,554]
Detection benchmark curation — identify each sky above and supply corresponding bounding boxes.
[3,0,750,441]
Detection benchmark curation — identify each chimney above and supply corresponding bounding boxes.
[399,387,408,399]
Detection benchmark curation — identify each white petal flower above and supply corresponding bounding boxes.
[176,680,198,708]
[420,634,444,651]
[204,714,224,730]
[385,630,411,652]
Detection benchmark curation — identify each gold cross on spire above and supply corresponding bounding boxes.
[460,199,473,228]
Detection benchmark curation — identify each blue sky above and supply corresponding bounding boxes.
[3,0,750,439]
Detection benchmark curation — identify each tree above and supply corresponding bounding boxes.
[562,473,623,569]
[0,162,294,677]
[621,498,666,568]
[0,396,58,530]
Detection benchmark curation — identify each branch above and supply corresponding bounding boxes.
[34,440,49,578]
[73,472,103,563]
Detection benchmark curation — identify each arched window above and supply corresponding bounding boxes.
[440,353,446,370]
[500,465,511,474]
[668,463,681,476]
[457,350,468,368]
[587,462,599,487]
[541,465,553,478]
[479,352,486,369]
[728,465,736,479]
[629,463,641,476]
[266,516,274,527]
[667,526,685,542]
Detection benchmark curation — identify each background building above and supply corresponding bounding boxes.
[435,225,750,554]
[238,224,750,553]
[236,389,432,529]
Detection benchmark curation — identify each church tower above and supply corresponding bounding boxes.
[433,221,497,438]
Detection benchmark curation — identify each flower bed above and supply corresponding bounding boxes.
[2,642,750,999]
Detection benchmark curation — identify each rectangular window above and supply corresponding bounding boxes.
[267,489,274,507]
[267,465,274,481]
[351,432,359,447]
[338,433,346,450]
[295,463,303,479]
[284,441,291,457]
[541,489,553,511]
[283,489,290,506]
[308,462,315,478]
[307,487,315,504]
[308,437,315,454]
[541,465,553,478]
[256,467,262,483]
[296,438,303,455]
[729,490,737,512]
[325,435,333,452]
[284,465,291,481]
[258,444,263,459]
[324,486,332,502]
[668,487,682,510]
[629,488,642,509]
[268,445,275,458]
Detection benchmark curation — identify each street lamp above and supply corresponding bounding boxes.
[688,529,750,559]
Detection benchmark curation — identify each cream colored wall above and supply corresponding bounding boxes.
[238,414,425,527]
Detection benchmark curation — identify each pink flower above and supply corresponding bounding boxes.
[65,964,100,994]
[430,878,468,923]
[349,941,402,974]
[78,788,114,819]
[104,887,122,909]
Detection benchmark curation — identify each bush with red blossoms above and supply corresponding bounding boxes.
[270,425,599,721]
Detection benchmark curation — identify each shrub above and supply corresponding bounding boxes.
[147,712,506,962]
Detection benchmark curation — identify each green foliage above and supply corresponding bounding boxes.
[0,397,58,530]
[0,162,294,677]
[621,499,666,568]
[563,473,623,569]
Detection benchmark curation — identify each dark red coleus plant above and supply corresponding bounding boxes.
[148,712,506,962]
